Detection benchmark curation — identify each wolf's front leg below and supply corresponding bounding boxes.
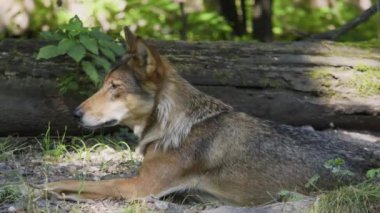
[43,178,143,201]
[43,149,189,201]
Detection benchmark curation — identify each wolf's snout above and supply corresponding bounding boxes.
[73,107,84,119]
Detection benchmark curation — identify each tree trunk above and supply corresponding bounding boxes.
[240,0,247,35]
[179,2,188,41]
[253,0,273,42]
[219,0,246,36]
[1,39,380,135]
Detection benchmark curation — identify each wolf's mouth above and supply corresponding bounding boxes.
[81,119,118,130]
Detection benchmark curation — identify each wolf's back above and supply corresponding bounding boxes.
[184,111,377,204]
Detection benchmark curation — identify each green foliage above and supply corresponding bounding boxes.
[273,0,379,41]
[277,190,305,202]
[305,174,321,190]
[37,16,125,89]
[37,123,68,160]
[324,157,355,178]
[118,0,231,40]
[0,185,21,204]
[1,0,379,42]
[366,168,380,180]
[0,137,28,161]
[57,74,79,95]
[2,0,231,41]
[37,45,63,59]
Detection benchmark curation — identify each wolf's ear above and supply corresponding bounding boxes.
[124,26,137,52]
[123,26,163,78]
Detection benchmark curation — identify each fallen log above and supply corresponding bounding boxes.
[0,39,380,135]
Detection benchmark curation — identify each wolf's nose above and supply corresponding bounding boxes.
[73,107,84,119]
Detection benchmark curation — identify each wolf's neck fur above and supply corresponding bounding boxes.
[137,69,232,153]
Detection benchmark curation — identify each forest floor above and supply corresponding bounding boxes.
[0,127,379,213]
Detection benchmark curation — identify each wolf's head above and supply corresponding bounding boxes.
[74,27,231,151]
[73,27,166,133]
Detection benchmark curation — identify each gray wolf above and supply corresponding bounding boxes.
[44,27,373,206]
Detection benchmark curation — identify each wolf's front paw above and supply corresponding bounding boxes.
[30,181,93,202]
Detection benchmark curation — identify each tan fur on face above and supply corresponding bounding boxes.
[78,69,155,130]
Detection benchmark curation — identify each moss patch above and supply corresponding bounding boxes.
[258,77,288,88]
[349,65,380,96]
[214,70,234,84]
[308,69,336,97]
[340,39,380,50]
[309,69,331,81]
[310,66,380,97]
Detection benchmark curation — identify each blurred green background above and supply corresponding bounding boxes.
[0,0,379,42]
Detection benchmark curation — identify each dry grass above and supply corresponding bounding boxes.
[311,182,380,213]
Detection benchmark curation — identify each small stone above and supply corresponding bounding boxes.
[301,125,314,131]
[88,166,99,173]
[67,165,77,174]
[154,200,169,210]
[0,162,10,170]
[8,206,16,212]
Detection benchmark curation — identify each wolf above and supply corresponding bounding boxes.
[44,27,376,206]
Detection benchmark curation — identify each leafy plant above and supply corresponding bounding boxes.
[324,157,355,178]
[37,15,124,91]
[366,168,380,180]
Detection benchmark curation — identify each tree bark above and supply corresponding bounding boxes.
[240,0,247,35]
[179,1,188,41]
[1,39,380,135]
[219,0,246,36]
[253,0,273,42]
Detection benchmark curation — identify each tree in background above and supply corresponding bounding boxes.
[0,0,231,41]
[218,0,246,36]
[0,0,378,42]
[252,0,273,41]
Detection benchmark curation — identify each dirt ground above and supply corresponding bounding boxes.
[0,128,379,213]
[0,133,223,213]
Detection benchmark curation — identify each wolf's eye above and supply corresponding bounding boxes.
[110,81,119,89]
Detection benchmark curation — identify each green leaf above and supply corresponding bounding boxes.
[81,61,99,85]
[79,35,99,55]
[37,45,63,59]
[60,15,83,31]
[98,40,124,56]
[305,174,320,189]
[70,15,83,25]
[100,47,115,62]
[89,28,113,41]
[57,38,77,54]
[39,31,64,41]
[59,15,86,37]
[67,45,86,62]
[92,55,111,72]
[366,168,380,179]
